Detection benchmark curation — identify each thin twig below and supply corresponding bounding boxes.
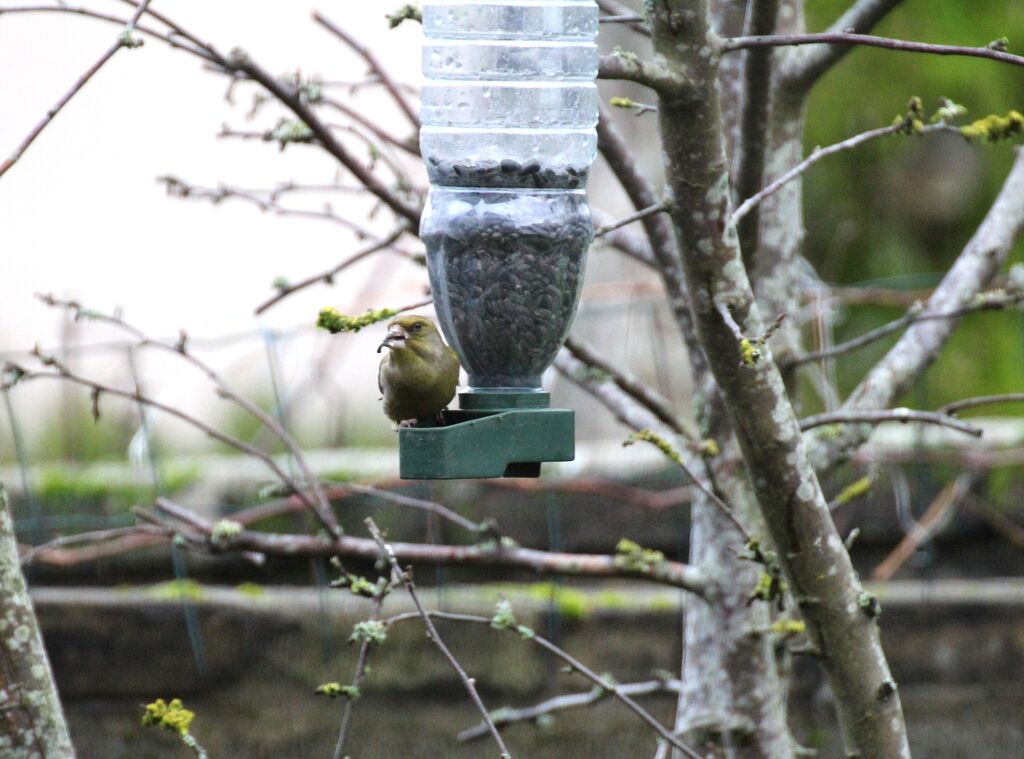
[254,227,407,314]
[715,302,747,343]
[562,336,694,439]
[381,610,700,758]
[600,14,645,24]
[158,176,415,241]
[33,295,342,538]
[456,678,682,742]
[23,531,169,566]
[592,221,658,268]
[798,409,983,437]
[321,95,420,155]
[595,200,671,237]
[625,431,751,542]
[114,0,221,58]
[151,498,266,565]
[722,32,1024,69]
[964,495,1024,551]
[18,525,170,565]
[311,11,420,131]
[0,0,154,179]
[333,584,389,759]
[5,358,341,538]
[788,305,919,366]
[732,123,905,224]
[333,482,493,536]
[366,519,512,759]
[788,289,1024,367]
[596,0,649,36]
[939,393,1024,416]
[779,0,908,90]
[871,475,973,581]
[223,49,422,225]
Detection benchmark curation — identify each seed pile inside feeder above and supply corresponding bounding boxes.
[427,158,588,189]
[424,189,592,388]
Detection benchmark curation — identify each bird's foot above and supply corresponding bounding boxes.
[397,419,418,429]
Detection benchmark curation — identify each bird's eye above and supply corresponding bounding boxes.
[411,322,423,332]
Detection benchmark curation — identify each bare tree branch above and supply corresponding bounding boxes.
[563,336,694,439]
[787,287,1024,367]
[595,200,671,237]
[733,122,906,224]
[810,149,1024,472]
[324,482,495,537]
[598,53,692,96]
[591,211,659,268]
[725,32,1024,72]
[600,14,645,25]
[457,678,682,742]
[332,578,389,759]
[4,354,342,539]
[381,609,700,758]
[367,518,512,759]
[732,0,779,263]
[158,175,410,240]
[940,393,1024,416]
[0,0,154,180]
[254,227,408,314]
[321,94,420,155]
[220,48,422,225]
[597,0,650,36]
[778,0,907,89]
[3,3,425,224]
[19,524,171,566]
[311,10,420,131]
[799,408,983,437]
[142,497,710,594]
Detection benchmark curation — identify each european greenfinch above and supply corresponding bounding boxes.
[377,314,460,425]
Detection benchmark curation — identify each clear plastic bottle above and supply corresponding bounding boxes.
[420,0,599,390]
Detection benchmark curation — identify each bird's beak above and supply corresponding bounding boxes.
[377,326,407,353]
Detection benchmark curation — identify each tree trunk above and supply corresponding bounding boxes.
[0,483,75,758]
[651,0,912,755]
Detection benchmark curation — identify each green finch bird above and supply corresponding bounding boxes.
[377,315,460,426]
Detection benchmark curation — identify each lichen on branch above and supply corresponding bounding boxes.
[960,110,1024,143]
[317,306,398,333]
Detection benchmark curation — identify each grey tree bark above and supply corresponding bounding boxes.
[0,484,75,758]
[643,0,912,756]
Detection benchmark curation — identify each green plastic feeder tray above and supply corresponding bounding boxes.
[399,392,574,479]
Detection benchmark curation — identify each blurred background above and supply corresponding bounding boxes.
[2,1,1024,757]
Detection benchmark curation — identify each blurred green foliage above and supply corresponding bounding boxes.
[33,464,197,515]
[801,0,1024,408]
[33,401,136,463]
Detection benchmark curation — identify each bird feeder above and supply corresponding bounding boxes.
[400,0,599,478]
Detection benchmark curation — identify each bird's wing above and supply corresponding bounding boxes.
[446,347,460,385]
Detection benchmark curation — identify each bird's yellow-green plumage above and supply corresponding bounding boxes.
[377,315,460,424]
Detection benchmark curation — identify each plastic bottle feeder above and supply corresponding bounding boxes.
[400,0,599,479]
